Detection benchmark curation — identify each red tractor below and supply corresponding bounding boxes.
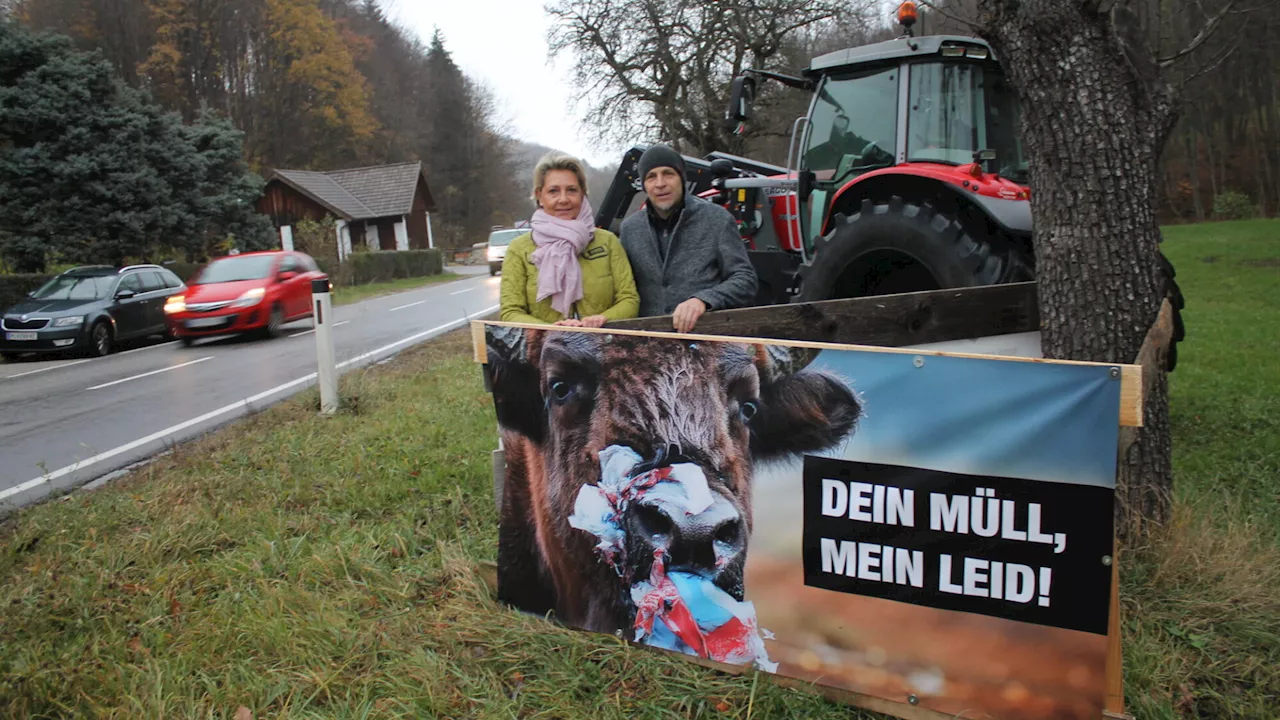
[594,1,1183,360]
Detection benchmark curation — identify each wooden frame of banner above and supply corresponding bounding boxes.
[471,281,1164,720]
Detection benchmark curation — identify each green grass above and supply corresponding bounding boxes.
[331,271,462,306]
[1118,218,1280,719]
[0,220,1276,718]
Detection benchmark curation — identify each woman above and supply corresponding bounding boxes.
[499,152,639,328]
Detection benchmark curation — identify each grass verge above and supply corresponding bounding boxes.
[1118,219,1280,719]
[331,271,461,306]
[0,220,1276,718]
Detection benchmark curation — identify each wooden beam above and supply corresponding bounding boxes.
[1104,540,1130,719]
[471,320,488,364]
[474,320,1144,427]
[611,281,1040,348]
[1117,298,1174,454]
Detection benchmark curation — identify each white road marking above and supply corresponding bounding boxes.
[115,341,179,357]
[3,340,179,380]
[450,288,474,296]
[87,357,213,390]
[5,358,93,379]
[389,300,426,312]
[289,320,348,338]
[2,304,499,503]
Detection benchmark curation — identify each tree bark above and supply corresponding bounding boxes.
[975,2,1178,538]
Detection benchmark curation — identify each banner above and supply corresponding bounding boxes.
[481,324,1124,720]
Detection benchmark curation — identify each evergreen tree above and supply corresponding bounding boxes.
[0,22,273,271]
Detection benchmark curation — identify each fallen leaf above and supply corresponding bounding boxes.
[715,700,731,712]
[235,706,253,720]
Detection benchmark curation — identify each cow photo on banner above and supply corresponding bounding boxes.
[480,323,1124,720]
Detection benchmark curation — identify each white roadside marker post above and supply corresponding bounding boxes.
[312,275,339,415]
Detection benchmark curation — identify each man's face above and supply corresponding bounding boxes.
[643,166,684,217]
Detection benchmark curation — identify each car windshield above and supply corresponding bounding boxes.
[907,61,1028,183]
[192,255,277,284]
[488,230,525,246]
[30,275,116,301]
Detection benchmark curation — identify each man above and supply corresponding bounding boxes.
[619,144,758,333]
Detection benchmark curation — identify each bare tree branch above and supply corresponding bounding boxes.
[915,0,982,31]
[1157,0,1237,67]
[544,0,873,153]
[1178,27,1242,82]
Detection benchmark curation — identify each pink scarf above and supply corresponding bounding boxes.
[529,197,595,317]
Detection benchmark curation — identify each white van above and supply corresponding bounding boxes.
[486,227,528,276]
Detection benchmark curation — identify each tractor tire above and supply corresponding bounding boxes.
[794,196,1028,303]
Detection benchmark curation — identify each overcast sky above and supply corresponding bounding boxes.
[378,0,626,168]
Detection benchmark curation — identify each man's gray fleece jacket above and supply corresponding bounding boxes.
[618,195,758,317]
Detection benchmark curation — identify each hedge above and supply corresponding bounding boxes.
[162,262,206,282]
[0,274,53,311]
[316,249,443,287]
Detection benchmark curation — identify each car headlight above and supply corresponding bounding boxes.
[53,315,84,327]
[231,288,265,308]
[164,296,185,314]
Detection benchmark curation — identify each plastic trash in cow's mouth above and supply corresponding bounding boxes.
[568,445,778,672]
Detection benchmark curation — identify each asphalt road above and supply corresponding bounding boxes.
[0,266,499,510]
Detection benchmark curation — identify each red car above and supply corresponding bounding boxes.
[165,251,325,346]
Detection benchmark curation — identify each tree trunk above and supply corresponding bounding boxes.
[976,2,1177,538]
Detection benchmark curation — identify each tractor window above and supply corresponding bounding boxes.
[803,67,899,179]
[907,62,1028,182]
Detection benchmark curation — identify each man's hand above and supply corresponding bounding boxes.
[672,298,707,334]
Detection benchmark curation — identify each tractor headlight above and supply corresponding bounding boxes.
[232,288,265,308]
[53,315,84,327]
[164,296,186,314]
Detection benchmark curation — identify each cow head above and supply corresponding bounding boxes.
[487,326,861,634]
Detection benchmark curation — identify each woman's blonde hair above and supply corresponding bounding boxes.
[532,152,589,201]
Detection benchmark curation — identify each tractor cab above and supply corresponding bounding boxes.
[728,29,1030,261]
[715,1,1036,302]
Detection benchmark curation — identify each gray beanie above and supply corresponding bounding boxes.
[637,144,686,181]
